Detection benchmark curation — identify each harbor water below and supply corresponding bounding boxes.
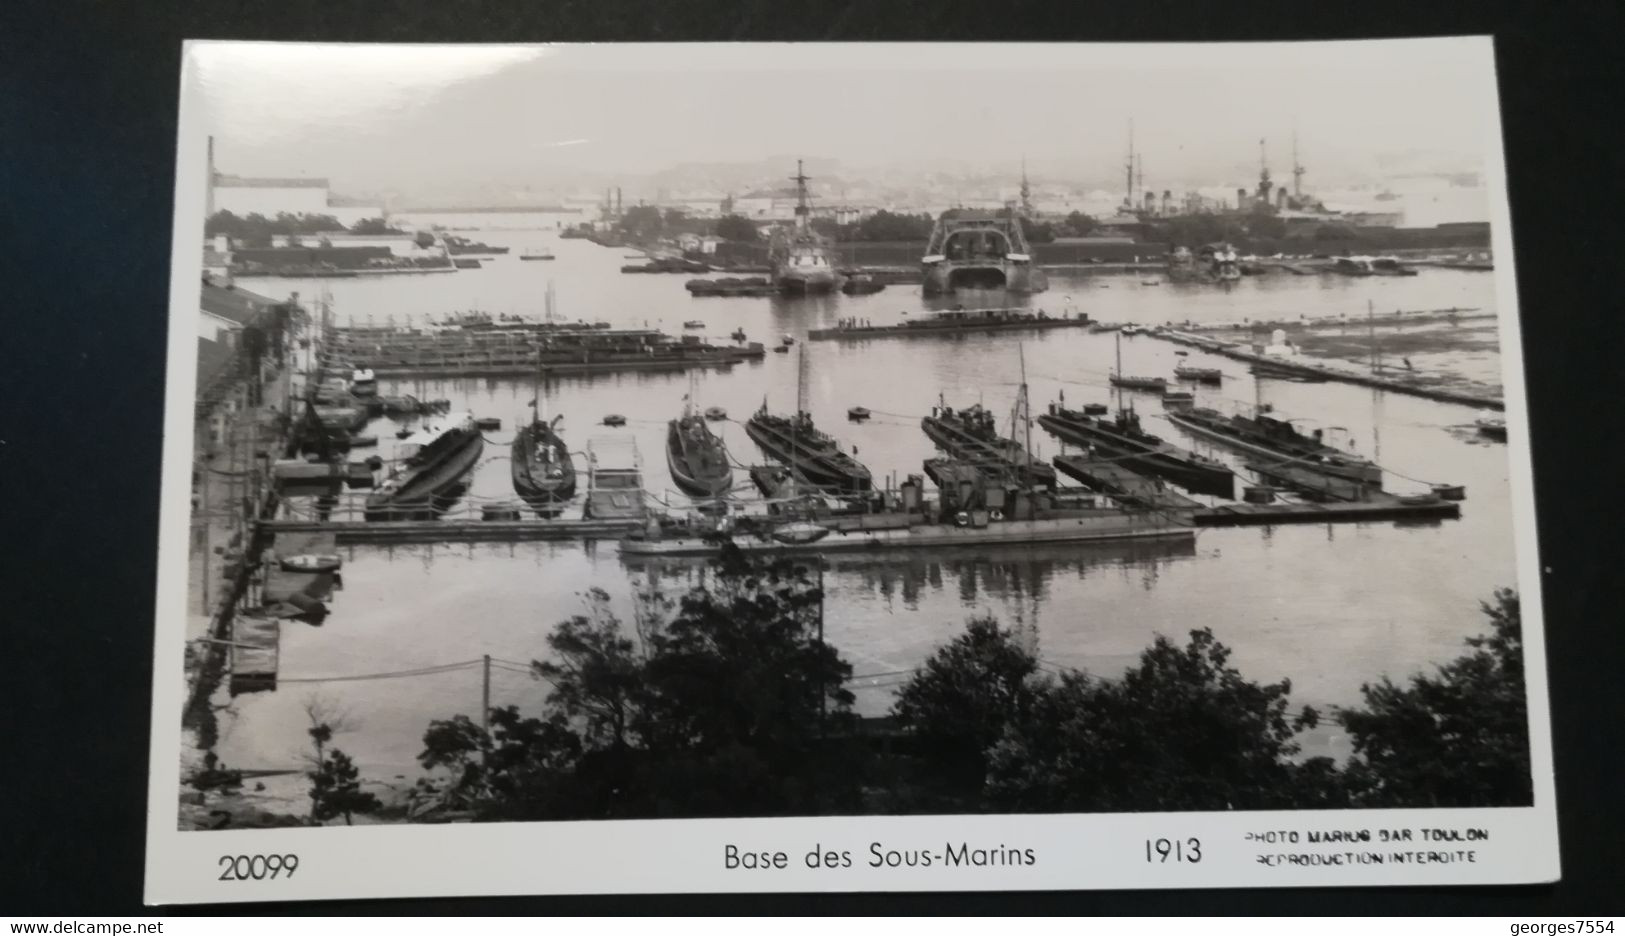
[219,217,1515,792]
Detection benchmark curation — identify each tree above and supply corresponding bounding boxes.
[309,749,380,825]
[1247,214,1287,240]
[417,541,862,820]
[1061,211,1097,237]
[632,543,860,817]
[891,616,1046,785]
[535,588,645,752]
[985,628,1339,812]
[713,214,759,242]
[350,217,403,235]
[1338,589,1531,807]
[619,204,664,240]
[1314,223,1359,242]
[838,210,935,242]
[303,697,379,825]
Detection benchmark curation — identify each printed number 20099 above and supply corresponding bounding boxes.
[1146,838,1201,863]
[218,854,298,881]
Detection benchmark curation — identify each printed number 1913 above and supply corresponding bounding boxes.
[1146,838,1201,863]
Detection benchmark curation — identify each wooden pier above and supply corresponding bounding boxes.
[262,517,641,544]
[1146,329,1505,411]
[1051,455,1204,510]
[1245,459,1381,502]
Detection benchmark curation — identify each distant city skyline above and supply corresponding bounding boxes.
[193,41,1497,207]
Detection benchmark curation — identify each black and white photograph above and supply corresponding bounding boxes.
[145,38,1557,901]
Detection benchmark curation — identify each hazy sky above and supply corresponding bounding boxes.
[191,40,1501,194]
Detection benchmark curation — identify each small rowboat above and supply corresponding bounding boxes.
[771,521,829,545]
[1475,413,1507,441]
[683,320,705,329]
[602,414,628,427]
[847,406,872,422]
[704,406,727,421]
[1081,402,1110,416]
[280,553,343,574]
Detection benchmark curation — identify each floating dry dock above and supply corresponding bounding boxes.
[328,324,765,378]
[808,308,1091,342]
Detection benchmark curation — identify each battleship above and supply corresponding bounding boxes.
[920,209,1048,295]
[767,160,841,295]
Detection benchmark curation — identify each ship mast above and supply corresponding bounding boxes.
[1291,126,1305,200]
[791,159,812,235]
[1016,344,1032,485]
[1124,119,1136,210]
[535,279,555,427]
[1114,330,1125,414]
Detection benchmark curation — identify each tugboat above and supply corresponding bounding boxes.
[364,412,485,520]
[666,394,733,499]
[1163,405,1383,486]
[768,160,841,295]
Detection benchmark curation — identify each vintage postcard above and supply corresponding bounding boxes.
[146,38,1556,903]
